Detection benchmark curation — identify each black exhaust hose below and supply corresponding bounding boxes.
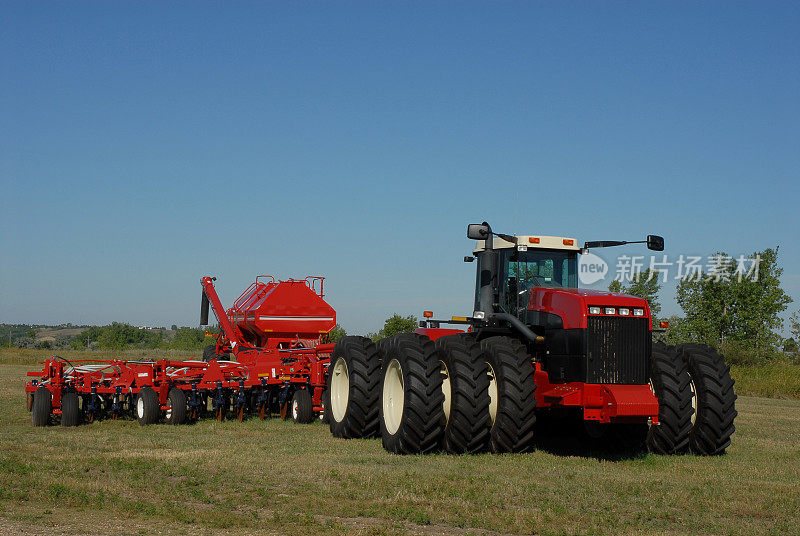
[492,313,538,343]
[476,221,496,315]
[200,291,209,326]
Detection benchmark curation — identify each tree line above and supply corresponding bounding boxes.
[610,246,797,365]
[67,323,222,351]
[1,323,219,351]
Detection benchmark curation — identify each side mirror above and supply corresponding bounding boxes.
[647,235,664,251]
[467,223,491,240]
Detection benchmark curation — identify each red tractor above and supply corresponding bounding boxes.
[326,222,737,456]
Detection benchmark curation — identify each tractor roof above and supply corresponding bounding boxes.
[474,235,580,252]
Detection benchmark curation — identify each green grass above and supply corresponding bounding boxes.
[2,353,799,535]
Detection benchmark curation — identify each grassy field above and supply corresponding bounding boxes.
[1,351,799,535]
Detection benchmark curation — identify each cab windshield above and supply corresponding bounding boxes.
[498,248,578,316]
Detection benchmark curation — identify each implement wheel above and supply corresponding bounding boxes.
[291,389,314,424]
[136,387,160,425]
[677,343,737,455]
[434,334,491,454]
[380,333,445,454]
[31,387,52,426]
[165,388,187,425]
[61,391,80,427]
[328,336,382,439]
[480,336,537,453]
[647,344,693,454]
[321,389,330,424]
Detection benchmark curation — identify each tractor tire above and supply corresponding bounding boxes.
[328,336,382,439]
[647,343,693,454]
[203,344,230,362]
[291,389,314,424]
[136,387,160,425]
[380,333,445,454]
[480,336,537,453]
[165,387,187,425]
[434,334,491,454]
[375,338,390,366]
[31,387,51,426]
[321,389,330,424]
[677,343,737,455]
[61,391,80,427]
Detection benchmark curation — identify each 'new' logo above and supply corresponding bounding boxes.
[579,252,608,285]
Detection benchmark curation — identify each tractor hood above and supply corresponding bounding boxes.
[528,287,652,330]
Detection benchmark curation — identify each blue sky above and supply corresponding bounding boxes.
[1,2,798,335]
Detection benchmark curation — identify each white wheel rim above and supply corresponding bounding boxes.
[165,401,172,420]
[136,396,144,419]
[330,357,349,422]
[487,363,498,426]
[440,361,451,424]
[383,359,404,435]
[292,400,299,420]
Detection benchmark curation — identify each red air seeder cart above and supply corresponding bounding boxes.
[25,275,336,426]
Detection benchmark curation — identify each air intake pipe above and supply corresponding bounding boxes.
[200,291,210,326]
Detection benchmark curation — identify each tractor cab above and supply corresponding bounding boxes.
[472,234,580,322]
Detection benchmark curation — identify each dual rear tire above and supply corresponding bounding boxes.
[647,342,737,455]
[435,335,492,454]
[677,343,738,455]
[328,336,382,439]
[380,334,445,454]
[329,333,536,455]
[480,336,537,453]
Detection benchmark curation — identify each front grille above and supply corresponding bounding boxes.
[586,317,650,384]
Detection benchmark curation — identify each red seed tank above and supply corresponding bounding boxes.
[226,276,336,348]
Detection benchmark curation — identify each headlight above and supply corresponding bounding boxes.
[472,311,486,320]
[589,306,601,315]
[619,308,630,316]
[633,308,644,316]
[604,307,616,315]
